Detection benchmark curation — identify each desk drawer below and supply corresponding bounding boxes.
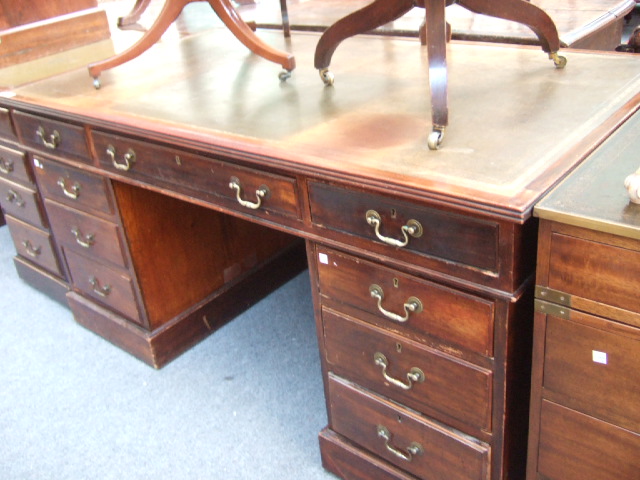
[32,157,115,216]
[323,308,492,432]
[309,182,499,273]
[537,401,640,480]
[91,131,300,219]
[5,215,62,276]
[0,145,30,186]
[0,177,46,228]
[328,375,490,480]
[13,111,90,160]
[65,249,143,325]
[547,232,640,317]
[543,314,640,433]
[316,246,495,357]
[45,200,128,269]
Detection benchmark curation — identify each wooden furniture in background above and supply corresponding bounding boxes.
[87,0,295,88]
[313,0,567,150]
[0,0,112,87]
[528,109,640,480]
[1,29,640,479]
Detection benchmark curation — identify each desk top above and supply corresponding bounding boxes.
[4,29,640,221]
[536,108,640,240]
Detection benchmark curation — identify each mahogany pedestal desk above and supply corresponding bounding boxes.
[528,110,640,480]
[1,30,640,480]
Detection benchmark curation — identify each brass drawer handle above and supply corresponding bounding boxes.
[71,227,95,248]
[106,145,136,171]
[57,178,81,199]
[89,276,111,297]
[0,156,13,174]
[6,189,25,207]
[369,284,423,323]
[36,126,61,150]
[376,425,423,462]
[21,240,41,257]
[373,352,425,390]
[229,176,269,210]
[365,210,423,248]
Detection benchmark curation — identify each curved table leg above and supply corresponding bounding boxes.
[89,0,190,87]
[208,0,295,73]
[456,0,566,66]
[314,0,416,80]
[118,0,153,27]
[424,0,448,149]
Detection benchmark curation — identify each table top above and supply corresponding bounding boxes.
[535,107,640,240]
[4,28,640,221]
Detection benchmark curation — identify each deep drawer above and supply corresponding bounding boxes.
[315,246,495,357]
[0,177,46,228]
[328,375,490,480]
[32,157,115,216]
[13,110,90,161]
[547,231,640,317]
[308,181,499,273]
[91,131,300,219]
[323,308,492,432]
[0,144,30,186]
[543,313,640,433]
[5,215,62,276]
[65,249,143,325]
[536,400,640,480]
[45,200,128,269]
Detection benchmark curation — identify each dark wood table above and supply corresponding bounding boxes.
[1,29,639,480]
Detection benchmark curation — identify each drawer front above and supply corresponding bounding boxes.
[328,375,490,480]
[543,314,640,432]
[13,111,90,160]
[309,182,499,273]
[316,246,495,357]
[323,308,492,432]
[5,215,62,276]
[0,177,46,227]
[45,200,128,269]
[537,401,640,480]
[0,107,17,141]
[32,157,115,216]
[65,249,143,325]
[547,232,640,316]
[91,131,300,219]
[0,145,30,186]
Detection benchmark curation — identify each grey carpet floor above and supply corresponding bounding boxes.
[0,225,335,480]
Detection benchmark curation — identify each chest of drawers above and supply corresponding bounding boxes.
[528,110,640,480]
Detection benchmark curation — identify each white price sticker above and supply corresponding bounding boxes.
[592,350,608,365]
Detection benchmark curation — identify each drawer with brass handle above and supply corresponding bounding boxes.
[45,200,128,269]
[308,181,500,279]
[5,215,63,276]
[91,130,300,219]
[327,374,490,480]
[32,157,115,216]
[65,249,144,326]
[0,145,30,185]
[13,110,90,160]
[0,177,46,228]
[315,246,495,357]
[322,308,493,433]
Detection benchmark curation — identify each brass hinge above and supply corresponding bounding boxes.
[534,299,571,320]
[535,286,572,307]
